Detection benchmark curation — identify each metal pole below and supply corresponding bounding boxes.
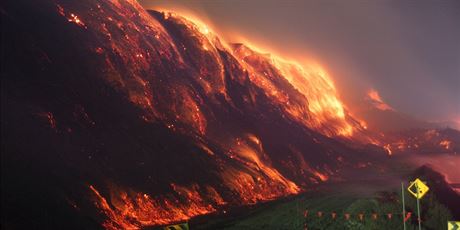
[296,198,299,230]
[402,182,406,230]
[416,183,421,230]
[297,199,302,230]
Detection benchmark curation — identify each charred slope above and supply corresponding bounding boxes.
[2,0,381,229]
[381,128,460,155]
[411,165,460,219]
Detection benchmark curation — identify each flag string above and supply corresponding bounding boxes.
[303,210,417,221]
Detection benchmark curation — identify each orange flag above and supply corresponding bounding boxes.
[372,213,378,220]
[404,212,412,222]
[387,213,392,220]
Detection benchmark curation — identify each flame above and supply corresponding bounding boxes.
[358,119,368,129]
[379,129,457,155]
[233,44,355,137]
[313,171,329,182]
[154,10,357,138]
[89,184,221,229]
[440,140,452,150]
[384,144,393,155]
[220,166,299,203]
[274,59,346,118]
[58,0,357,138]
[37,111,57,129]
[288,146,331,182]
[366,89,394,111]
[67,13,86,27]
[227,134,300,195]
[158,10,216,36]
[57,5,87,28]
[53,1,394,227]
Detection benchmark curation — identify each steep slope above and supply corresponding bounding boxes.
[2,0,385,229]
[411,166,460,219]
[381,128,460,155]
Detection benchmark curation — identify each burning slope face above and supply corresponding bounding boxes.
[366,89,394,111]
[232,44,355,137]
[381,128,460,155]
[354,88,460,136]
[353,88,460,155]
[1,0,404,229]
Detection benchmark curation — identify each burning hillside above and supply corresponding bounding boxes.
[1,0,458,229]
[380,128,460,155]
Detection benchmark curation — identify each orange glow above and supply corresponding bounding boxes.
[384,144,393,155]
[153,9,357,138]
[378,129,457,155]
[89,184,220,229]
[366,89,394,111]
[57,5,87,28]
[440,140,452,150]
[37,111,57,130]
[313,171,329,182]
[66,1,358,138]
[67,13,86,28]
[67,3,406,228]
[227,134,300,195]
[357,119,368,129]
[232,44,356,137]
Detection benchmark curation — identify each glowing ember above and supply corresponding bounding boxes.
[224,134,300,196]
[67,13,86,28]
[48,1,408,228]
[37,111,57,129]
[56,5,87,28]
[379,129,457,155]
[440,140,452,150]
[233,44,356,137]
[313,171,329,182]
[366,89,394,111]
[384,144,393,155]
[89,184,219,229]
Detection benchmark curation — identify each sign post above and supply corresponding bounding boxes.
[407,178,429,230]
[401,182,406,230]
[416,183,421,230]
[448,221,460,230]
[163,223,189,230]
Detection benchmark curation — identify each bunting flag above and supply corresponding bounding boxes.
[302,209,419,222]
[371,213,378,220]
[331,212,337,219]
[404,212,412,222]
[358,213,364,221]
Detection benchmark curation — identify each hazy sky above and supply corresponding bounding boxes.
[140,0,460,123]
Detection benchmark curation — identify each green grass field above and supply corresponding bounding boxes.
[219,195,357,230]
[181,158,455,230]
[191,179,452,230]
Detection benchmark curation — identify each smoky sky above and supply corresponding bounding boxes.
[140,0,460,123]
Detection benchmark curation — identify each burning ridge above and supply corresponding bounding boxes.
[0,0,382,229]
[68,3,352,226]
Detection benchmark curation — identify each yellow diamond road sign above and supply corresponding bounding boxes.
[163,223,189,230]
[407,178,429,199]
[448,221,460,230]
